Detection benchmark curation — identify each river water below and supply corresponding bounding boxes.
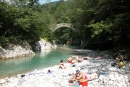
[0,45,81,78]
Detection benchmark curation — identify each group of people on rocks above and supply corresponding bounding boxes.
[58,51,125,87]
[68,70,100,87]
[59,55,89,69]
[58,55,100,87]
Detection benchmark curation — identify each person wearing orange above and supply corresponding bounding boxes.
[71,70,88,87]
[67,57,72,63]
[72,56,83,63]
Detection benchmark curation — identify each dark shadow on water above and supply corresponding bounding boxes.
[68,51,88,56]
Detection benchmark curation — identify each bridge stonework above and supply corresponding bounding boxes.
[52,23,76,32]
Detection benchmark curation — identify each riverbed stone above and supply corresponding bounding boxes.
[0,43,35,59]
[0,50,130,87]
[35,39,57,51]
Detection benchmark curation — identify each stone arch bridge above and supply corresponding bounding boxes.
[52,23,76,32]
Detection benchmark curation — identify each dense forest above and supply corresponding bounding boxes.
[0,0,130,59]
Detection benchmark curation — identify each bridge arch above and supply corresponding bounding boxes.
[52,23,76,32]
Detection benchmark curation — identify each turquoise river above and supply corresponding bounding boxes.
[0,45,82,78]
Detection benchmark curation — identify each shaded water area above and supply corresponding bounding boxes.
[0,45,84,78]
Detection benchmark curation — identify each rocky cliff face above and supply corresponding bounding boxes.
[35,39,57,51]
[0,39,57,59]
[0,42,35,59]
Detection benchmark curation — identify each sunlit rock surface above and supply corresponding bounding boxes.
[0,57,130,87]
[0,43,35,59]
[35,39,57,51]
[0,39,57,59]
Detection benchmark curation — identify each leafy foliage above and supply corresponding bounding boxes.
[0,0,130,53]
[0,1,55,46]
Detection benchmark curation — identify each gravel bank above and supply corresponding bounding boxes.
[0,57,130,87]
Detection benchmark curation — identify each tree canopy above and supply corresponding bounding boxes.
[0,0,130,52]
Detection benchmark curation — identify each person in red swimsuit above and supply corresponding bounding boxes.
[67,57,72,63]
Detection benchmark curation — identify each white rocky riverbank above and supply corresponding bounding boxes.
[0,44,35,59]
[0,39,57,59]
[0,56,130,87]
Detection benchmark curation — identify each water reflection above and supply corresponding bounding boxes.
[0,56,34,78]
[39,50,52,58]
[1,56,32,65]
[0,45,79,78]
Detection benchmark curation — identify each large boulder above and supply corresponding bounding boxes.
[0,43,35,59]
[35,39,57,51]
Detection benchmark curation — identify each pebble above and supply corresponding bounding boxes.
[0,57,130,87]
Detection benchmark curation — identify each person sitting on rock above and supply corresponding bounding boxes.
[115,52,125,67]
[71,70,88,87]
[71,56,78,64]
[72,56,83,63]
[68,79,79,87]
[67,57,73,63]
[59,60,66,69]
[81,56,91,60]
[115,52,124,63]
[111,53,124,67]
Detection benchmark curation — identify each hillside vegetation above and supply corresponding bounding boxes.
[0,0,130,59]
